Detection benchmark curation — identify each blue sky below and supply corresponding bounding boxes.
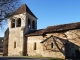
[0,0,80,37]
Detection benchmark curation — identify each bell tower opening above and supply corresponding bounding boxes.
[27,18,31,29]
[11,19,15,28]
[16,18,21,27]
[32,20,35,29]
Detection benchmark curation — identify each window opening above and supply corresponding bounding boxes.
[28,18,31,29]
[16,18,21,27]
[14,42,16,48]
[32,21,35,29]
[11,19,15,28]
[51,43,53,48]
[34,42,36,50]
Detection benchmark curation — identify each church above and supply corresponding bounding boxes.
[3,4,80,59]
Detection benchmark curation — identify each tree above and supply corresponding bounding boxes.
[0,0,20,26]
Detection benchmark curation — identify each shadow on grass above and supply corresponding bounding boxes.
[44,58,64,60]
[0,56,64,60]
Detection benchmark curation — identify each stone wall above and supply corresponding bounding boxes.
[27,33,65,58]
[3,28,9,56]
[24,12,37,34]
[8,28,24,56]
[42,33,66,58]
[27,29,80,59]
[42,29,80,58]
[65,29,80,46]
[65,29,80,58]
[27,36,43,56]
[8,13,26,56]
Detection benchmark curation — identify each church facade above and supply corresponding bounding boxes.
[3,4,80,59]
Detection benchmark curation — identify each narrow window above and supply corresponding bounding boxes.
[34,42,36,50]
[51,43,53,48]
[32,21,35,29]
[14,42,16,48]
[28,18,31,29]
[16,18,21,27]
[11,19,15,28]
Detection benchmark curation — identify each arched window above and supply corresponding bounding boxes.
[32,20,35,29]
[16,18,21,27]
[11,19,15,28]
[14,42,16,48]
[34,42,36,50]
[27,18,31,29]
[51,43,53,48]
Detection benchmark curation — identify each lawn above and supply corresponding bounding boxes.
[3,56,64,60]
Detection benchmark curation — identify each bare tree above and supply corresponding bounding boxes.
[0,0,21,26]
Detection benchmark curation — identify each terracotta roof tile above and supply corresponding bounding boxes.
[25,29,44,36]
[44,22,80,33]
[13,4,37,19]
[25,22,80,36]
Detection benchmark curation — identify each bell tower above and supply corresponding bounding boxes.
[8,4,37,56]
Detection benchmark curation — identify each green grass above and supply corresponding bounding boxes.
[28,56,64,60]
[2,56,64,60]
[45,58,64,60]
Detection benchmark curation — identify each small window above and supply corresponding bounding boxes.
[34,42,36,50]
[11,19,15,28]
[27,18,31,29]
[32,21,35,29]
[51,43,53,48]
[16,18,21,27]
[14,42,16,48]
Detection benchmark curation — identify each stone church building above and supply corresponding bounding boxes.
[3,4,80,59]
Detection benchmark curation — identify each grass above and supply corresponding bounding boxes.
[2,56,64,60]
[28,56,64,60]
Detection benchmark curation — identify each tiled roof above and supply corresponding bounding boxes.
[25,29,44,36]
[13,4,37,19]
[25,22,80,36]
[44,22,80,33]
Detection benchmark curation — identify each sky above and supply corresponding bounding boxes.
[0,0,80,37]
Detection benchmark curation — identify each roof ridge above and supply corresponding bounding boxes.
[46,22,80,28]
[12,4,37,18]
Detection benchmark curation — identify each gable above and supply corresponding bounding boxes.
[41,35,53,43]
[41,35,67,54]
